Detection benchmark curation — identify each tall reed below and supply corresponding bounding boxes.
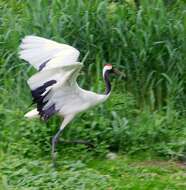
[0,0,185,112]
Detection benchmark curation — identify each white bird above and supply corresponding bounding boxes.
[19,36,123,165]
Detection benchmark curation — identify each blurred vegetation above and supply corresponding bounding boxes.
[0,0,186,188]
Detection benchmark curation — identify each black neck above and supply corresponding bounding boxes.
[104,70,111,95]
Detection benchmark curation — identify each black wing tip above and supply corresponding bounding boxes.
[39,59,50,71]
[39,104,57,121]
[31,80,57,120]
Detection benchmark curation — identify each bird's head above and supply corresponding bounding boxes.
[103,64,126,79]
[103,64,113,77]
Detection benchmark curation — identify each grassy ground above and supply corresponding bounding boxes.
[1,97,186,189]
[1,146,186,190]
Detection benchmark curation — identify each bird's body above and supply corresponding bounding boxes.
[19,35,114,165]
[25,89,108,119]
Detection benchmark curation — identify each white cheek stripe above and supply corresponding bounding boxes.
[103,65,112,77]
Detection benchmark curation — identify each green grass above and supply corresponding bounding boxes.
[1,148,186,190]
[0,0,185,110]
[0,108,186,189]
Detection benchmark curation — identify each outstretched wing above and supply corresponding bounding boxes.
[19,35,80,71]
[19,36,83,120]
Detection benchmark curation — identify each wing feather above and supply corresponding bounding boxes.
[28,63,82,120]
[19,35,82,120]
[19,35,80,70]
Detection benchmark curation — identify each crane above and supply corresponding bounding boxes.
[19,36,123,165]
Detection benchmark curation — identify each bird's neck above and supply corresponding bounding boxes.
[104,70,111,95]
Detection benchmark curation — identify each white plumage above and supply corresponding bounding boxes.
[24,108,39,118]
[19,35,114,165]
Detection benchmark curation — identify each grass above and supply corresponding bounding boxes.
[0,107,186,189]
[1,148,186,190]
[0,0,185,110]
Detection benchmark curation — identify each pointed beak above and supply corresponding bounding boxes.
[113,68,127,79]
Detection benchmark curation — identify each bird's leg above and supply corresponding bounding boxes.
[51,114,75,167]
[52,128,64,167]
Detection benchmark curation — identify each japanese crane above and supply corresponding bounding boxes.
[19,36,124,165]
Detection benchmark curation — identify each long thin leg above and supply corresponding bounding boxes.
[51,114,74,167]
[52,128,64,167]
